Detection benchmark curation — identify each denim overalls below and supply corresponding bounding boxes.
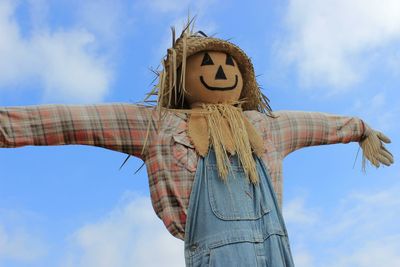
[184,150,294,266]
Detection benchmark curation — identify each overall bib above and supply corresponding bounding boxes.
[184,150,295,267]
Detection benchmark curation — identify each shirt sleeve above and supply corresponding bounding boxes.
[0,103,155,159]
[270,111,371,158]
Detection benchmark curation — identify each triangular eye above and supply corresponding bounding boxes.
[226,54,235,66]
[201,52,214,66]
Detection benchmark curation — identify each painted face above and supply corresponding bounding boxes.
[184,51,243,106]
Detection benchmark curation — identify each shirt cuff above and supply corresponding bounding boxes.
[360,119,373,141]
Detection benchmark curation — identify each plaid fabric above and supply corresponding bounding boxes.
[0,104,369,240]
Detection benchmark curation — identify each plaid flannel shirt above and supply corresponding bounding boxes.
[0,103,369,240]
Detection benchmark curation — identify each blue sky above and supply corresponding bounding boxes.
[0,0,399,266]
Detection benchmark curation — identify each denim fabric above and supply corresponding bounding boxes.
[184,151,295,267]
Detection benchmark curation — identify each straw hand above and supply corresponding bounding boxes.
[360,131,394,168]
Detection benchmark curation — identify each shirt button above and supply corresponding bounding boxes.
[190,244,198,252]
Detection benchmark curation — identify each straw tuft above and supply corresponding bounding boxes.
[203,104,259,184]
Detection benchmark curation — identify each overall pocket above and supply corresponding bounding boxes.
[207,164,270,221]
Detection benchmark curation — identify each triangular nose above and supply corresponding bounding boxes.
[215,66,227,80]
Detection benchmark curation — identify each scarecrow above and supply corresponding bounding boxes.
[0,24,394,266]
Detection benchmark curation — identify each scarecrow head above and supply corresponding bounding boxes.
[155,29,271,114]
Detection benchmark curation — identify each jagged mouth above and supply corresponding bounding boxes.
[200,75,238,91]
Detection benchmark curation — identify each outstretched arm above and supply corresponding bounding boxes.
[0,103,154,159]
[269,111,393,166]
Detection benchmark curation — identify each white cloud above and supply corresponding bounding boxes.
[0,223,47,263]
[284,196,319,226]
[292,249,315,267]
[0,0,112,102]
[284,183,400,267]
[281,0,400,91]
[61,194,184,267]
[330,236,400,267]
[75,0,129,45]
